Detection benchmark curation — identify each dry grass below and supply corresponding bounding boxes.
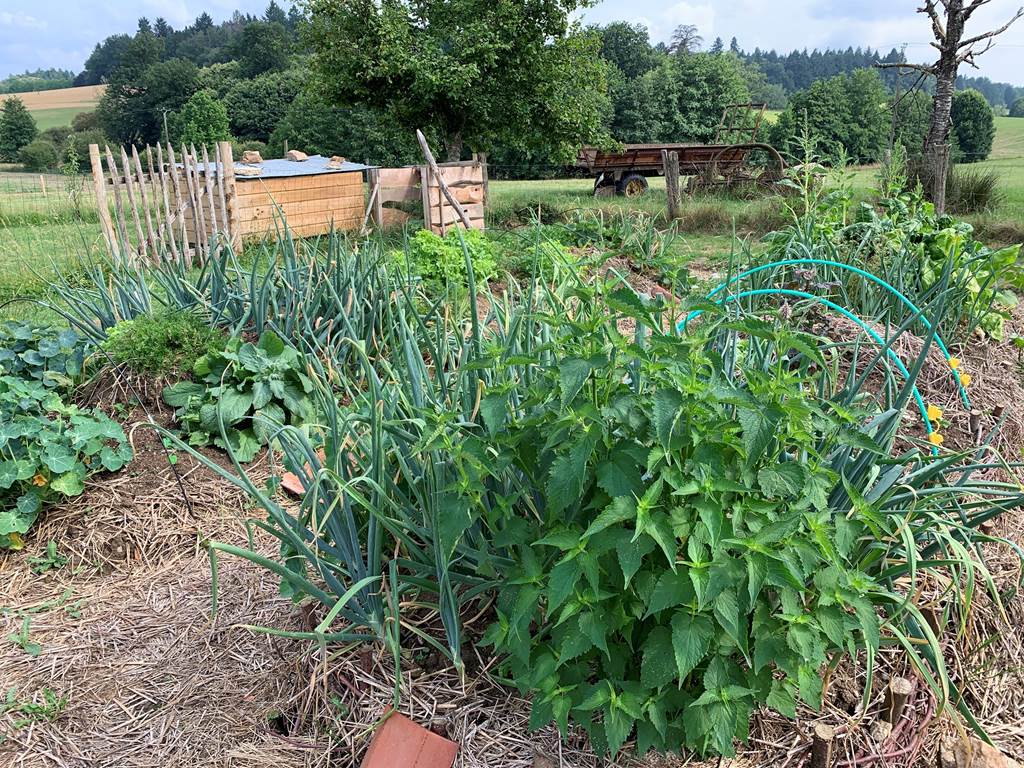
[3,85,105,112]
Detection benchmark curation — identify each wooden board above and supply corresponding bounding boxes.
[234,172,363,194]
[238,194,365,218]
[238,209,363,236]
[237,186,365,207]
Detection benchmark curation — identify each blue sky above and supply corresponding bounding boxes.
[1,0,1023,84]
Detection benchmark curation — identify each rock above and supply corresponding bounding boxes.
[326,155,347,169]
[285,150,309,162]
[939,737,1022,768]
[235,166,262,176]
[240,150,263,164]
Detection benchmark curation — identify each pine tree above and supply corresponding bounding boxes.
[729,37,740,54]
[0,97,38,162]
[710,37,724,54]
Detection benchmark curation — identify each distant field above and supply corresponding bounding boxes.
[1,84,105,129]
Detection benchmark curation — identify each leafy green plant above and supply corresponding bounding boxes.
[0,375,132,549]
[391,228,498,292]
[7,617,41,656]
[162,331,314,463]
[0,321,87,392]
[102,312,225,377]
[1,686,68,728]
[28,540,68,574]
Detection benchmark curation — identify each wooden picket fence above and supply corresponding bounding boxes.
[89,141,236,267]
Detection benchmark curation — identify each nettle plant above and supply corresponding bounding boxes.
[162,331,314,463]
[0,375,132,549]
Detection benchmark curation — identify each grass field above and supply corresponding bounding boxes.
[1,84,105,129]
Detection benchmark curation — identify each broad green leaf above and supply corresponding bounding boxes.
[547,559,581,613]
[645,571,696,617]
[670,611,713,679]
[640,626,676,689]
[559,357,593,406]
[50,470,84,497]
[583,496,635,539]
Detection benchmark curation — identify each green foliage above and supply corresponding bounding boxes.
[951,89,995,163]
[162,331,314,463]
[102,312,225,377]
[596,22,657,80]
[771,70,889,163]
[0,375,131,549]
[171,89,232,147]
[0,322,87,391]
[391,229,499,293]
[303,0,611,162]
[1010,98,1024,118]
[0,97,38,162]
[1,686,69,728]
[235,21,292,79]
[946,165,1004,215]
[0,69,75,94]
[223,69,302,142]
[17,139,59,172]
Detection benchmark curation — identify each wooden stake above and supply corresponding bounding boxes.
[88,144,117,258]
[810,723,835,768]
[39,175,47,197]
[119,146,147,259]
[969,409,983,442]
[662,149,681,220]
[883,677,913,725]
[131,145,159,261]
[200,145,219,242]
[416,129,472,229]
[993,403,1006,419]
[218,142,238,251]
[155,144,181,264]
[215,142,229,233]
[103,146,131,260]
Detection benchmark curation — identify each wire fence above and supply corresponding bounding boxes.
[0,171,99,224]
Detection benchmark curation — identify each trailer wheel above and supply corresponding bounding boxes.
[616,173,649,197]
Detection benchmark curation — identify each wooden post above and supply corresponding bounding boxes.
[662,149,681,220]
[416,129,472,230]
[119,146,147,260]
[89,144,117,258]
[810,723,835,768]
[199,145,219,244]
[883,677,913,725]
[477,152,489,207]
[365,168,383,230]
[39,175,47,198]
[283,139,289,157]
[218,142,238,250]
[131,145,159,262]
[154,144,181,264]
[104,146,131,259]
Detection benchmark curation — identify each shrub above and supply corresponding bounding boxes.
[0,375,132,549]
[71,110,100,132]
[171,89,231,148]
[162,331,313,462]
[951,89,995,163]
[102,312,225,377]
[392,229,499,292]
[17,139,59,171]
[946,164,1004,214]
[0,96,37,162]
[0,322,88,391]
[68,129,108,172]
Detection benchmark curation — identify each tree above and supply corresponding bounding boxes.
[669,24,702,55]
[154,17,173,38]
[878,0,1023,212]
[951,88,995,161]
[597,22,656,80]
[640,53,749,142]
[770,70,889,163]
[236,21,292,78]
[710,37,724,54]
[98,56,198,145]
[0,97,38,162]
[1004,85,1017,107]
[1011,98,1024,117]
[265,1,289,25]
[75,34,133,85]
[171,90,231,147]
[729,37,740,54]
[891,90,934,156]
[224,69,303,141]
[303,0,611,162]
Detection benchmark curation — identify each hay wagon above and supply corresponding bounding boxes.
[576,104,786,197]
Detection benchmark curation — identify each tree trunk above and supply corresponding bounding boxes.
[443,132,463,163]
[924,67,955,214]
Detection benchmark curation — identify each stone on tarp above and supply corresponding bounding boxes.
[240,150,263,164]
[360,711,457,768]
[285,149,308,162]
[940,737,1022,768]
[326,155,347,169]
[235,166,262,177]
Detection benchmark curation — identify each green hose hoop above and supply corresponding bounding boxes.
[690,288,939,455]
[688,258,970,408]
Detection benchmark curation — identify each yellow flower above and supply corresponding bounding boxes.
[949,357,961,370]
[928,432,945,446]
[959,373,972,388]
[32,473,47,487]
[927,404,944,422]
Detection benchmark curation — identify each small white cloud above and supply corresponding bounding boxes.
[657,2,715,45]
[0,11,46,30]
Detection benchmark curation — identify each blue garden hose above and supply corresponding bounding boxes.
[689,258,971,408]
[688,288,939,455]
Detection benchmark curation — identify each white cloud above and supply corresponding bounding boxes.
[658,2,715,45]
[0,12,46,30]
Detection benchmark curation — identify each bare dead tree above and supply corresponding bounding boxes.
[669,24,703,55]
[878,0,1022,213]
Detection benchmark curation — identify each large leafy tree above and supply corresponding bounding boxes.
[235,21,292,79]
[224,69,303,142]
[0,97,38,162]
[597,22,657,80]
[951,88,995,162]
[302,0,611,161]
[171,90,232,147]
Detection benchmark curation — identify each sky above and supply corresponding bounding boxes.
[1,0,1023,85]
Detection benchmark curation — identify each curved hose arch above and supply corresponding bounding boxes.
[688,258,970,408]
[685,288,938,454]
